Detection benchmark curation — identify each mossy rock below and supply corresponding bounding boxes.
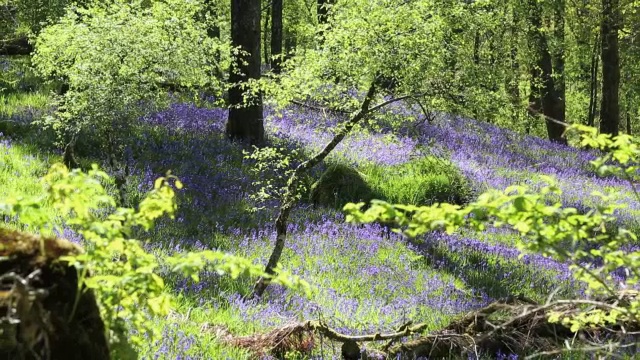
[310,164,375,208]
[0,228,109,360]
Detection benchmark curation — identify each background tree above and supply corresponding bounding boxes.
[227,0,264,145]
[600,0,621,135]
[271,0,283,74]
[526,0,566,143]
[33,0,227,196]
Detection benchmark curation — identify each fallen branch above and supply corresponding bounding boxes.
[212,292,639,358]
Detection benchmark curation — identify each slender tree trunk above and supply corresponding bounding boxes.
[202,0,223,81]
[588,35,600,127]
[626,93,633,134]
[227,0,265,145]
[271,0,283,74]
[507,5,521,127]
[317,0,334,42]
[249,83,378,299]
[284,30,296,61]
[263,8,270,66]
[473,31,481,65]
[527,0,566,144]
[553,0,566,134]
[600,0,620,136]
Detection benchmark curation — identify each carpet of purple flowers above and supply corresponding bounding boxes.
[103,100,633,359]
[2,97,637,359]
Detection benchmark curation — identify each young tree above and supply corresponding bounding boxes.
[227,0,265,145]
[33,0,227,187]
[250,0,450,298]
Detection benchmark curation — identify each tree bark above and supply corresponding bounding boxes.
[588,34,600,127]
[527,0,567,144]
[271,0,283,74]
[263,7,270,66]
[600,0,620,136]
[553,0,566,136]
[227,0,265,145]
[202,0,223,79]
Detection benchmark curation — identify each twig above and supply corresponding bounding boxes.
[290,100,350,114]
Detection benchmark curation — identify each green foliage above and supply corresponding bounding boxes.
[244,145,310,209]
[362,156,471,206]
[32,0,227,148]
[310,163,374,208]
[345,126,640,332]
[0,163,311,352]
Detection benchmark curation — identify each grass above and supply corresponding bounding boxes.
[361,155,472,206]
[0,136,60,232]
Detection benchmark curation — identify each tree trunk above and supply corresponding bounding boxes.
[553,0,566,135]
[317,0,334,41]
[263,7,270,66]
[284,30,297,62]
[473,31,481,65]
[227,0,264,146]
[588,34,600,127]
[271,0,283,74]
[507,5,521,127]
[527,0,566,144]
[600,0,620,136]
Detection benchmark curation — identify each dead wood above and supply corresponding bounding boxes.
[208,292,639,359]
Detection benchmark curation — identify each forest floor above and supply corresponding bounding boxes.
[1,56,639,359]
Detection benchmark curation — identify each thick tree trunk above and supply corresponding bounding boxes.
[227,0,264,145]
[600,0,620,136]
[271,0,283,74]
[527,0,566,144]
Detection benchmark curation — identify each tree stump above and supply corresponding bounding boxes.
[0,228,109,360]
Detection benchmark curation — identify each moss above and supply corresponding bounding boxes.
[310,163,375,209]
